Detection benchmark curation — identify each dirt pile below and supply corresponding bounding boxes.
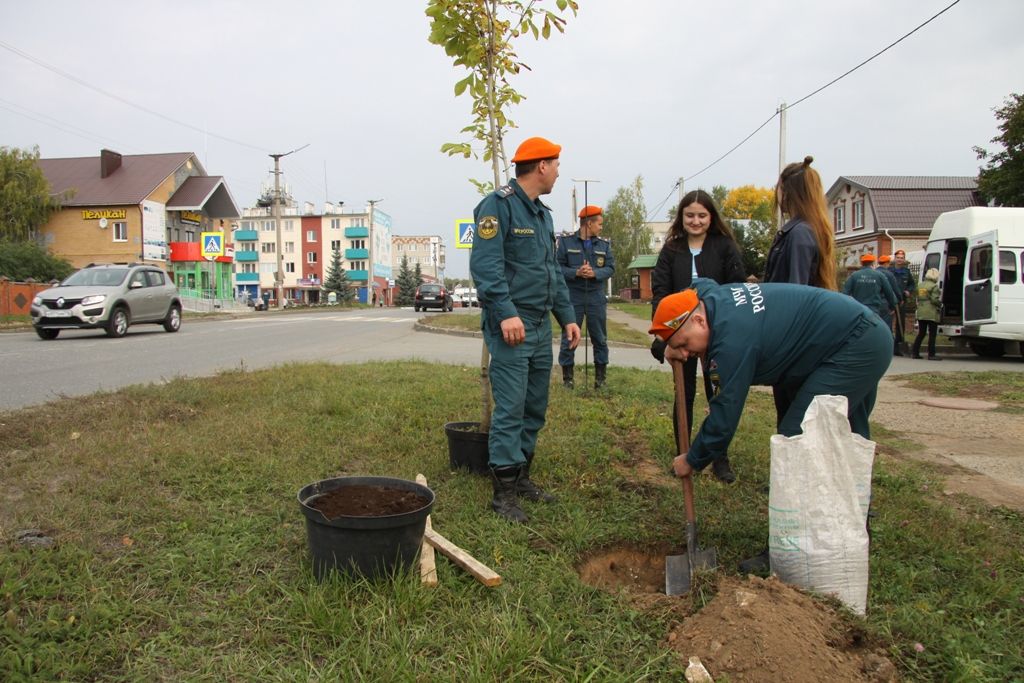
[578,547,895,682]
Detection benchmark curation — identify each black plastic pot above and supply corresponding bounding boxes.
[444,421,490,475]
[297,476,434,581]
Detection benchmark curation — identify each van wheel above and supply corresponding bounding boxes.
[968,339,1005,358]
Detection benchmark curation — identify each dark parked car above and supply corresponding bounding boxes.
[30,263,182,339]
[414,283,453,312]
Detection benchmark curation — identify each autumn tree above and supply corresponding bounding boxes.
[0,146,66,242]
[975,92,1024,206]
[720,185,775,278]
[603,175,651,292]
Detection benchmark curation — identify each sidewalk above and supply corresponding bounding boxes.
[607,306,651,336]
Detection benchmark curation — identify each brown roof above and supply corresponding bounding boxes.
[37,152,199,206]
[166,175,240,217]
[828,175,983,233]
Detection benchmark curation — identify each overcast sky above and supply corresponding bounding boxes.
[2,0,1020,278]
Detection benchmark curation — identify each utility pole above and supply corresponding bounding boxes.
[777,101,787,229]
[678,176,685,205]
[367,198,383,305]
[269,144,308,309]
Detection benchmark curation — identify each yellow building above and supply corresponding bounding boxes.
[37,149,240,271]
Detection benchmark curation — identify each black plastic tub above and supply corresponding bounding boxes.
[444,421,490,475]
[297,476,434,581]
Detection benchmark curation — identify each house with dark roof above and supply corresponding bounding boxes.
[826,176,983,267]
[36,149,241,297]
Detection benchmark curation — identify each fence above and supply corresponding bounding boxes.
[0,279,54,316]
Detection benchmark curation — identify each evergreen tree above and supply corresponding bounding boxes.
[322,248,353,303]
[395,255,418,306]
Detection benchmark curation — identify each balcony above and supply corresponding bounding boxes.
[235,272,260,283]
[234,250,260,262]
[344,227,369,238]
[348,269,368,282]
[234,229,259,241]
[345,248,369,259]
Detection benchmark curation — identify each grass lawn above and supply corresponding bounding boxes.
[423,311,650,347]
[2,363,1022,680]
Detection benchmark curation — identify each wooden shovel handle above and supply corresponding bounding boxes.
[671,360,697,525]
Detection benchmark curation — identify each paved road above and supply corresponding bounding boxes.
[1,307,1021,412]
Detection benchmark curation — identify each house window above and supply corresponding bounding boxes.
[185,230,195,242]
[284,220,294,232]
[330,218,341,230]
[853,200,865,230]
[241,263,257,273]
[262,220,275,232]
[307,230,317,242]
[350,260,365,271]
[241,221,253,230]
[261,243,276,253]
[350,239,365,249]
[307,252,317,264]
[259,263,276,274]
[285,262,295,273]
[833,205,846,233]
[330,240,341,251]
[284,242,295,254]
[112,222,128,242]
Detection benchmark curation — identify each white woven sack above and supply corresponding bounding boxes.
[768,394,875,615]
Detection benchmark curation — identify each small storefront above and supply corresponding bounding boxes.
[168,241,234,299]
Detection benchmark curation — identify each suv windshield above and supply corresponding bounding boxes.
[62,268,130,287]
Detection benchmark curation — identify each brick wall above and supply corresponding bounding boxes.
[0,279,53,316]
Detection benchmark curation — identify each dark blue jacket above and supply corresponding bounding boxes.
[556,232,614,303]
[764,218,820,286]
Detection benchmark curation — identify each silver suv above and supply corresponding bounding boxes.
[31,263,183,340]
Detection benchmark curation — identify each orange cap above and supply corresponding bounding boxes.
[649,290,700,341]
[579,205,602,219]
[878,255,891,264]
[860,253,876,264]
[511,136,561,163]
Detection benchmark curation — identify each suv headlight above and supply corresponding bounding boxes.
[33,296,42,306]
[81,294,107,306]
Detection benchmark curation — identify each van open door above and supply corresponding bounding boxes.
[963,230,999,325]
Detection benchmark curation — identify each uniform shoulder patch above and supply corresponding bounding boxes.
[497,185,514,198]
[478,215,499,240]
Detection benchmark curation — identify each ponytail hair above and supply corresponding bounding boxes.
[776,156,836,290]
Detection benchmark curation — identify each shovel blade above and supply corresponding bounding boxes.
[665,547,719,596]
[665,553,691,596]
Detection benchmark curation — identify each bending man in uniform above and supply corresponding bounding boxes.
[557,205,615,389]
[470,136,581,524]
[649,278,892,571]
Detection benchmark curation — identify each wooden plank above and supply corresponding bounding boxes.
[415,474,438,587]
[423,527,502,587]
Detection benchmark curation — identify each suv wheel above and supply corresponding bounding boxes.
[105,306,130,338]
[35,327,60,340]
[163,304,182,333]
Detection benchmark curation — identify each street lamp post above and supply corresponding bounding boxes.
[269,144,308,309]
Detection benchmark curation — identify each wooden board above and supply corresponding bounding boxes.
[415,474,438,587]
[423,528,502,587]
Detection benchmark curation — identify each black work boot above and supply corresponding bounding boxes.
[518,454,558,503]
[490,467,528,523]
[595,364,607,389]
[738,548,771,576]
[561,365,574,389]
[711,454,736,484]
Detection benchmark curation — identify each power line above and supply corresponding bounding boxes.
[0,39,271,154]
[679,0,962,185]
[0,97,141,152]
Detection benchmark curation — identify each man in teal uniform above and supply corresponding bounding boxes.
[470,136,581,523]
[556,205,615,388]
[649,279,892,571]
[843,253,898,335]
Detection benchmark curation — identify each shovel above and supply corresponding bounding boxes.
[665,359,718,596]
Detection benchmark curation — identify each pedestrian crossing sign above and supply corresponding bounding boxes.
[455,219,475,249]
[201,231,224,258]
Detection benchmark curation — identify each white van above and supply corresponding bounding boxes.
[922,207,1024,358]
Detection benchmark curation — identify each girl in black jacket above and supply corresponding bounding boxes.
[651,190,746,482]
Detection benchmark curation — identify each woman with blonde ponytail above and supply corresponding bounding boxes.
[764,156,837,290]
